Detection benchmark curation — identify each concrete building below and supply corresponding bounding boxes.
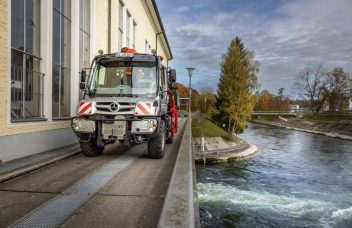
[0,0,172,162]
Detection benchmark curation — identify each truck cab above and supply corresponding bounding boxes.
[71,48,178,158]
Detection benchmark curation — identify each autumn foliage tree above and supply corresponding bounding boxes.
[258,90,270,111]
[323,67,351,112]
[196,91,216,115]
[217,37,259,133]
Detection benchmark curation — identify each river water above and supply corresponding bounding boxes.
[196,123,352,227]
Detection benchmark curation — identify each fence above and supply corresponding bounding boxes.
[11,66,45,122]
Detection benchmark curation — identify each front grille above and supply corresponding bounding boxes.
[95,102,135,114]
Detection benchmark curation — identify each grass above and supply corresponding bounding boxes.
[251,119,278,125]
[191,120,238,142]
[299,114,352,123]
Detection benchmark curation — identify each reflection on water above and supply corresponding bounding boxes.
[197,123,352,227]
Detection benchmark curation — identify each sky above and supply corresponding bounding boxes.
[156,0,352,97]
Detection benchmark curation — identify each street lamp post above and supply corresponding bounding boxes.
[186,67,195,114]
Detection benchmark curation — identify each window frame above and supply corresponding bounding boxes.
[118,0,124,51]
[10,0,46,122]
[52,0,72,119]
[126,10,131,48]
[132,20,136,48]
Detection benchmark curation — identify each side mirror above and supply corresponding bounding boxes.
[80,82,85,90]
[81,70,87,83]
[170,69,176,82]
[171,82,177,90]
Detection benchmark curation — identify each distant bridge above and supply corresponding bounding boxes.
[251,111,297,117]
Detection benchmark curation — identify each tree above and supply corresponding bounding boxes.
[294,65,327,116]
[278,88,284,101]
[197,91,217,115]
[323,67,351,112]
[258,90,270,111]
[217,37,259,133]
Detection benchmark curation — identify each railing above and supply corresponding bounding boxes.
[158,117,199,228]
[11,66,45,122]
[252,111,297,116]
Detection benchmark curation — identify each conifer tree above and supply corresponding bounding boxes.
[217,37,259,132]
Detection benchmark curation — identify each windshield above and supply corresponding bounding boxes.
[88,62,158,98]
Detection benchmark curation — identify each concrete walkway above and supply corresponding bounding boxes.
[0,144,80,183]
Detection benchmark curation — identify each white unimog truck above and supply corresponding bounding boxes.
[71,48,179,159]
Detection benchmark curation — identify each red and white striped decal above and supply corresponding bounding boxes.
[79,101,93,114]
[134,102,157,115]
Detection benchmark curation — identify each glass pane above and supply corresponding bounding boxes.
[11,49,24,69]
[52,64,60,117]
[52,10,60,64]
[11,0,25,50]
[26,0,40,56]
[61,0,71,19]
[118,31,123,51]
[133,22,136,46]
[126,13,130,43]
[61,17,71,68]
[29,56,41,117]
[60,67,70,117]
[79,0,83,29]
[53,0,60,12]
[83,33,90,68]
[11,50,24,120]
[83,0,90,33]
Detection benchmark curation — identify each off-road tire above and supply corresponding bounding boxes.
[166,135,174,144]
[80,141,104,157]
[147,120,166,159]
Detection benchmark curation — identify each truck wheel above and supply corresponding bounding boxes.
[80,142,104,157]
[147,120,166,159]
[166,135,174,144]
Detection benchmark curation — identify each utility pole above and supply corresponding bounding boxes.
[186,68,195,115]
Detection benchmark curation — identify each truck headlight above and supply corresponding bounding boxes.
[72,118,95,133]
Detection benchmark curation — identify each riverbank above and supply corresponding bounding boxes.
[252,119,352,141]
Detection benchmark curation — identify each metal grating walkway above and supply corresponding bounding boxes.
[10,145,146,228]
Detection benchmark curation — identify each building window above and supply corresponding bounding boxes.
[132,20,136,48]
[52,0,71,118]
[118,0,124,51]
[79,0,90,70]
[11,0,44,122]
[126,10,131,48]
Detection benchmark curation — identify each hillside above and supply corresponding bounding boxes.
[176,83,199,98]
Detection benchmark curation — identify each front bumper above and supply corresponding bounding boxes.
[71,116,160,139]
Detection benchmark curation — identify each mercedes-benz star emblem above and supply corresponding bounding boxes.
[110,102,119,112]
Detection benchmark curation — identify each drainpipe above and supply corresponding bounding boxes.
[108,0,112,53]
[155,32,163,55]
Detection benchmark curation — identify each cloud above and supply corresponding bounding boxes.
[158,0,352,96]
[174,6,190,13]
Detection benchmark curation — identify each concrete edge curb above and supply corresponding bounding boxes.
[158,117,197,228]
[0,149,81,183]
[194,144,259,164]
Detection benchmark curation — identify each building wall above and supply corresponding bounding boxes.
[0,0,172,162]
[0,0,9,136]
[95,0,170,66]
